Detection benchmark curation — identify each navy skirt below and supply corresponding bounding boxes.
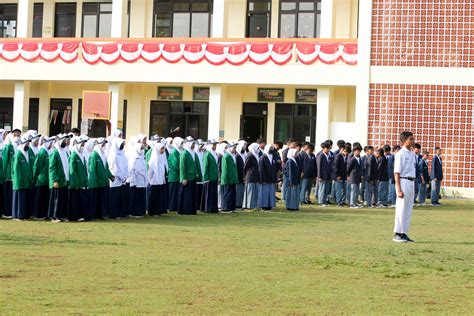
[129,186,146,216]
[109,185,128,219]
[89,186,109,219]
[148,184,168,216]
[12,189,30,219]
[48,187,68,220]
[202,181,218,213]
[68,189,87,221]
[33,185,49,219]
[178,180,196,215]
[168,182,180,212]
[195,183,203,212]
[3,181,13,217]
[221,184,236,212]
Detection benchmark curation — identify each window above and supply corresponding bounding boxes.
[153,0,213,38]
[150,101,208,139]
[0,4,17,38]
[55,3,76,37]
[275,103,316,143]
[28,98,39,130]
[82,2,112,37]
[49,99,73,135]
[279,0,321,38]
[246,0,271,38]
[0,98,13,130]
[33,3,44,38]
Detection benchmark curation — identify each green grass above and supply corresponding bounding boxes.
[0,199,473,314]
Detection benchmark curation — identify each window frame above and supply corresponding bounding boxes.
[278,0,321,38]
[246,0,272,38]
[81,2,113,38]
[0,3,18,38]
[54,2,77,38]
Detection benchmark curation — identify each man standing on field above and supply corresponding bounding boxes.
[393,131,416,243]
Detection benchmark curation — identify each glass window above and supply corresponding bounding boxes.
[98,13,112,37]
[275,103,316,143]
[55,3,76,37]
[81,2,112,37]
[0,4,18,38]
[153,0,212,38]
[279,0,321,38]
[82,15,98,37]
[32,3,43,38]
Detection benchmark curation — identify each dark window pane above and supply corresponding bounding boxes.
[169,115,184,137]
[191,2,208,12]
[193,102,208,113]
[297,105,309,116]
[170,102,183,113]
[276,104,292,116]
[173,3,189,11]
[155,27,171,37]
[83,3,98,14]
[150,114,168,136]
[32,3,43,38]
[184,102,192,113]
[155,12,171,26]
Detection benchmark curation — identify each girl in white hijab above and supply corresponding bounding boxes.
[258,144,277,211]
[128,136,147,217]
[108,138,129,219]
[167,136,184,212]
[32,136,55,220]
[83,138,97,173]
[0,129,9,151]
[147,142,168,216]
[243,143,260,210]
[201,140,219,213]
[235,141,247,209]
[11,136,31,220]
[215,142,228,210]
[284,148,300,211]
[67,136,88,221]
[48,134,70,222]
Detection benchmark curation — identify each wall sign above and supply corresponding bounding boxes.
[296,89,318,103]
[193,87,210,101]
[258,88,285,102]
[158,87,183,100]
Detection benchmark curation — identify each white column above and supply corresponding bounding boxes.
[17,0,34,38]
[354,0,373,144]
[42,0,55,38]
[212,0,225,37]
[38,82,50,135]
[316,87,331,146]
[320,0,334,38]
[266,102,275,144]
[76,1,83,37]
[208,85,222,140]
[13,81,31,132]
[109,83,124,132]
[111,0,127,38]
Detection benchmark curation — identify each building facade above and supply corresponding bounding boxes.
[0,0,472,197]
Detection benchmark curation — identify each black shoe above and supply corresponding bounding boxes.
[401,234,415,243]
[435,202,442,205]
[392,233,408,243]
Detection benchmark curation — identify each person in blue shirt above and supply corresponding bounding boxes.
[430,147,443,206]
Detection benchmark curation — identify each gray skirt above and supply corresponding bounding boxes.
[285,184,300,210]
[235,183,245,208]
[258,183,276,209]
[243,183,259,209]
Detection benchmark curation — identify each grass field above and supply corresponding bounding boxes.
[0,199,473,314]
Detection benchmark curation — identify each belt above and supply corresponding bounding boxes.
[400,177,415,181]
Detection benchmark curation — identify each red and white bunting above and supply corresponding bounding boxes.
[0,40,357,66]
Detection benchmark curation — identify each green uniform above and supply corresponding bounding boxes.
[145,147,152,163]
[0,148,4,184]
[33,148,50,187]
[194,153,203,182]
[179,150,196,182]
[88,151,113,188]
[27,147,36,172]
[69,151,88,189]
[167,148,180,182]
[2,143,15,181]
[220,152,238,185]
[202,151,218,182]
[49,148,68,189]
[12,151,33,190]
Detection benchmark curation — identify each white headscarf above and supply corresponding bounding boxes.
[108,138,128,186]
[128,139,145,173]
[216,143,227,156]
[18,139,30,162]
[0,129,8,150]
[6,133,19,151]
[183,140,195,159]
[128,140,147,187]
[71,137,85,162]
[226,145,237,163]
[287,148,298,165]
[173,137,184,153]
[84,139,96,165]
[165,137,173,153]
[264,144,273,164]
[205,143,218,163]
[41,136,55,154]
[237,140,247,161]
[148,142,168,185]
[94,140,107,167]
[248,143,260,161]
[54,138,69,181]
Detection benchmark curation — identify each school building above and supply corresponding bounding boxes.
[0,0,472,197]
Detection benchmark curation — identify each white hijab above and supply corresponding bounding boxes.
[84,139,96,164]
[165,137,173,153]
[248,143,260,161]
[0,129,8,150]
[108,138,128,184]
[237,140,247,161]
[94,142,107,166]
[183,140,195,159]
[71,137,85,162]
[54,139,69,181]
[173,137,184,153]
[148,142,168,185]
[216,143,227,156]
[287,148,298,165]
[128,140,145,173]
[205,143,218,163]
[264,144,273,164]
[226,146,237,163]
[41,137,55,154]
[6,133,18,151]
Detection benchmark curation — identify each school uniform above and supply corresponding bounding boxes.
[194,152,204,212]
[430,154,443,204]
[386,153,396,205]
[347,156,363,207]
[0,145,5,218]
[128,146,148,217]
[88,149,114,219]
[299,151,316,203]
[31,147,50,219]
[68,150,88,221]
[48,146,69,221]
[258,152,278,210]
[167,148,181,211]
[177,149,197,215]
[108,139,129,218]
[414,153,422,202]
[220,151,238,212]
[377,155,389,207]
[147,144,169,216]
[12,147,33,219]
[243,152,260,209]
[280,147,289,201]
[284,158,300,211]
[235,154,245,209]
[332,152,348,206]
[359,155,367,202]
[418,158,429,205]
[2,142,15,217]
[316,152,332,205]
[393,147,416,235]
[202,150,219,213]
[364,154,379,207]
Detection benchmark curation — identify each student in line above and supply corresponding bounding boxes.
[3,129,21,218]
[284,148,301,211]
[148,141,169,216]
[299,143,316,205]
[201,139,219,213]
[220,142,238,213]
[193,139,204,212]
[108,138,129,219]
[316,141,332,207]
[11,136,33,220]
[68,135,88,221]
[418,150,430,206]
[243,143,260,210]
[32,136,55,220]
[48,134,71,222]
[364,146,379,208]
[258,144,278,211]
[0,129,9,218]
[430,147,443,206]
[333,144,350,207]
[178,138,197,215]
[167,137,183,212]
[384,145,395,207]
[347,145,363,209]
[376,148,389,208]
[235,140,247,209]
[128,134,147,218]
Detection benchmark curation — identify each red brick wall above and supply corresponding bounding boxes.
[368,84,473,188]
[371,0,473,67]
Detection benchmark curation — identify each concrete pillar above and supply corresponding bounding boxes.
[266,102,275,144]
[111,0,127,37]
[208,85,223,140]
[42,0,55,38]
[13,81,31,132]
[316,87,331,146]
[76,0,83,37]
[320,0,334,38]
[129,0,147,37]
[126,84,144,140]
[17,0,34,38]
[212,0,225,37]
[37,83,50,135]
[109,83,124,132]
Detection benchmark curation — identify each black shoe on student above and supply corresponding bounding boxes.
[401,234,415,243]
[392,233,407,243]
